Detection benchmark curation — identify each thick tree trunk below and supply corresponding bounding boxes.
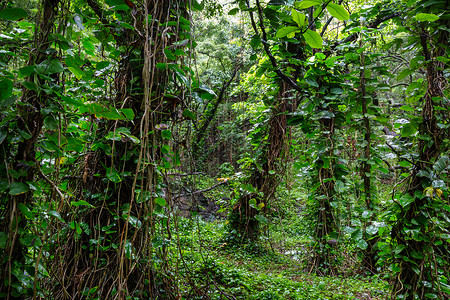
[228,86,289,243]
[392,27,449,299]
[50,1,187,298]
[312,115,337,275]
[0,0,59,298]
[359,49,378,275]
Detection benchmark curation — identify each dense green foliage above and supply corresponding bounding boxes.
[0,0,449,299]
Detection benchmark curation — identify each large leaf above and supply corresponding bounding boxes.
[68,66,85,80]
[326,3,349,21]
[182,109,196,120]
[9,182,30,195]
[295,0,322,9]
[291,9,306,27]
[0,8,28,21]
[276,26,300,38]
[356,238,368,250]
[268,0,288,4]
[36,59,64,74]
[303,29,323,48]
[106,167,122,183]
[228,8,239,15]
[433,156,449,174]
[73,15,84,30]
[0,232,7,249]
[0,78,13,100]
[155,197,167,207]
[415,13,439,22]
[401,122,417,137]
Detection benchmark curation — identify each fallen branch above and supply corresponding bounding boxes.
[173,181,229,199]
[167,172,205,177]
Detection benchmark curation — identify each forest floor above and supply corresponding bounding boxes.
[173,217,390,300]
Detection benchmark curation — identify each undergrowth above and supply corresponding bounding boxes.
[171,216,389,299]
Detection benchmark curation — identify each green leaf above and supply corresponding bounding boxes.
[22,81,38,91]
[199,85,216,100]
[433,156,449,174]
[95,107,124,120]
[48,210,65,223]
[73,15,84,30]
[127,215,142,228]
[291,9,306,27]
[71,200,94,208]
[268,0,288,4]
[255,214,268,224]
[400,105,414,111]
[182,109,196,120]
[312,110,334,120]
[162,130,172,139]
[119,108,134,120]
[164,48,176,60]
[351,228,363,240]
[303,29,323,48]
[70,221,83,235]
[156,63,167,70]
[398,161,411,168]
[0,78,13,100]
[276,26,300,38]
[0,8,28,21]
[330,87,343,94]
[366,225,378,235]
[0,130,6,144]
[326,3,349,21]
[192,0,203,10]
[18,203,33,218]
[432,180,445,188]
[44,116,58,130]
[20,233,42,247]
[250,35,261,49]
[112,4,129,11]
[356,239,368,250]
[401,122,417,137]
[0,232,7,249]
[415,13,439,22]
[68,66,85,80]
[36,59,64,74]
[61,96,84,107]
[9,182,30,195]
[106,167,122,183]
[295,0,322,9]
[399,194,414,207]
[393,244,406,254]
[155,197,167,206]
[397,68,414,80]
[18,65,35,78]
[305,78,319,87]
[228,8,239,15]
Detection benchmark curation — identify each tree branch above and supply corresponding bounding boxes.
[330,12,402,50]
[194,63,240,146]
[173,181,229,199]
[250,0,303,92]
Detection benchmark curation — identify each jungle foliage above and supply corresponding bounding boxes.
[0,0,449,299]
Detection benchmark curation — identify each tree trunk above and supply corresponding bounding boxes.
[0,0,59,298]
[228,84,290,243]
[392,26,449,299]
[312,115,337,275]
